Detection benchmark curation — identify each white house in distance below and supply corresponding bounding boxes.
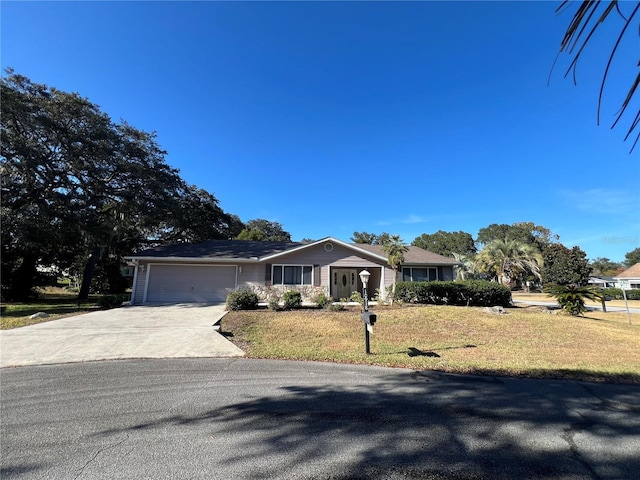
[125,237,459,305]
[588,276,618,288]
[614,262,640,290]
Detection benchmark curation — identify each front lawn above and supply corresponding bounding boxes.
[1,289,103,329]
[223,304,640,384]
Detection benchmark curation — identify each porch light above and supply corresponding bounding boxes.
[359,270,370,288]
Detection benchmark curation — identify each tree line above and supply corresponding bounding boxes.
[351,225,640,291]
[1,71,290,301]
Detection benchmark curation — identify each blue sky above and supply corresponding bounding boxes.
[2,1,638,262]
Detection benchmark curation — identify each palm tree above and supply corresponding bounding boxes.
[543,283,602,316]
[475,238,543,289]
[381,235,408,304]
[452,253,477,281]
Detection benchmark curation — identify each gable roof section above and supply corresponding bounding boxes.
[353,244,459,265]
[615,262,640,278]
[260,237,387,262]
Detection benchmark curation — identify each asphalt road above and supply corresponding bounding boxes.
[512,300,640,315]
[2,359,639,480]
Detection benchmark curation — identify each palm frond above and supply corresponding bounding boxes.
[555,1,640,152]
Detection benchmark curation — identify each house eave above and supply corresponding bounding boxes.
[259,236,389,262]
[402,262,461,267]
[123,256,257,264]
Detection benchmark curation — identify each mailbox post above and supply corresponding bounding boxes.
[620,280,633,325]
[359,270,373,354]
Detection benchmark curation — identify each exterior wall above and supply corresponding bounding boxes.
[615,277,640,289]
[264,242,389,300]
[132,263,148,304]
[250,284,327,303]
[270,243,385,281]
[234,263,329,302]
[236,263,263,288]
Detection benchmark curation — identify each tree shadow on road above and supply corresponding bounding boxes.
[89,366,640,479]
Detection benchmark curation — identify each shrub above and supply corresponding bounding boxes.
[282,290,302,310]
[226,290,259,311]
[602,287,623,300]
[268,296,280,311]
[543,284,601,316]
[266,290,281,311]
[313,292,330,309]
[599,288,640,301]
[98,294,129,309]
[625,289,640,300]
[349,291,363,306]
[394,280,512,307]
[328,303,345,312]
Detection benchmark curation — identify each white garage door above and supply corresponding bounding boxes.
[145,265,236,303]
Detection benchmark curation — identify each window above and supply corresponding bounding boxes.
[402,267,438,282]
[272,265,313,285]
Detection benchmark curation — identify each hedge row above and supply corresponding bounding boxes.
[393,280,512,307]
[601,287,640,301]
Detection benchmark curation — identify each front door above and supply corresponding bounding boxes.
[333,268,357,300]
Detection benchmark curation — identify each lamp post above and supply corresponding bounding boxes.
[359,270,371,354]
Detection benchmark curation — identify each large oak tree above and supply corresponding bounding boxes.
[1,71,238,300]
[412,230,476,257]
[236,219,292,242]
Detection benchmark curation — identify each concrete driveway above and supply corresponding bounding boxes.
[0,304,244,368]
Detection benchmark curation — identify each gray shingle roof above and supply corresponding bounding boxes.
[131,240,303,259]
[352,244,459,265]
[128,238,459,265]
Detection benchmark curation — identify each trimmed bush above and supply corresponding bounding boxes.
[596,287,640,301]
[625,289,640,300]
[98,294,129,309]
[602,287,623,300]
[226,290,259,311]
[313,292,330,309]
[328,303,345,312]
[268,296,280,311]
[394,280,512,307]
[349,291,363,306]
[282,290,302,310]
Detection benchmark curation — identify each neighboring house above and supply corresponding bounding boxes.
[588,276,618,288]
[614,262,640,290]
[125,237,459,305]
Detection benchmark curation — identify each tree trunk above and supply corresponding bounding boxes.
[78,246,102,301]
[390,268,398,305]
[11,253,38,301]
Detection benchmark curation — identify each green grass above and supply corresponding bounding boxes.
[1,289,102,329]
[224,304,640,384]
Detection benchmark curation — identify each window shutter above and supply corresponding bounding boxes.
[437,266,443,280]
[265,264,272,283]
[314,265,320,286]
